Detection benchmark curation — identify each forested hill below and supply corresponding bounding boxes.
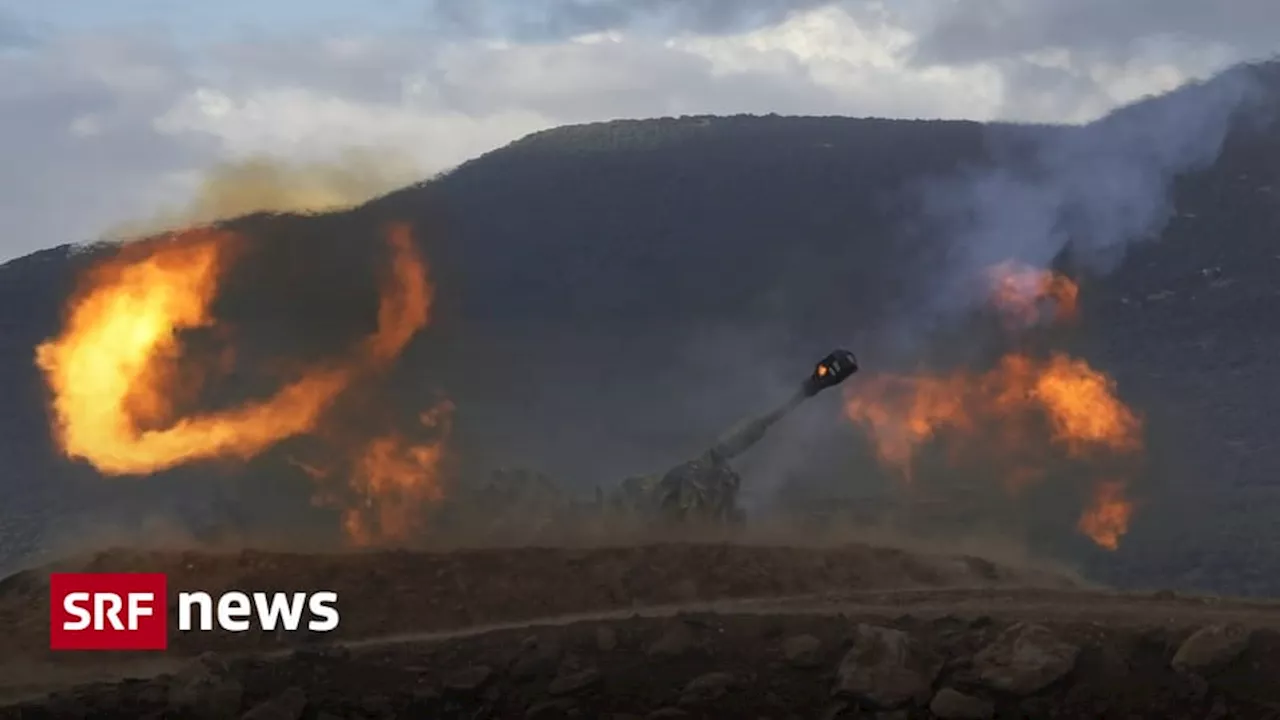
[2,61,1279,594]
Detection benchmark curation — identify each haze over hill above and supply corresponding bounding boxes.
[2,59,1279,595]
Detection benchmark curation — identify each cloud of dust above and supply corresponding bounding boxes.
[110,148,423,238]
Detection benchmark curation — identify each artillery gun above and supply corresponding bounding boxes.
[629,348,859,523]
[460,349,858,537]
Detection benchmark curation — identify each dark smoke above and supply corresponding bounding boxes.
[424,0,837,41]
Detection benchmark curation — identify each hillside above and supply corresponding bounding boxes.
[2,62,1279,595]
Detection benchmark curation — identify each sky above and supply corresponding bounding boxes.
[1,0,1276,261]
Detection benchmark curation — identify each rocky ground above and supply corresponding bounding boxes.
[3,543,1280,718]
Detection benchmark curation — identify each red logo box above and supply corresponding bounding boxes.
[49,573,169,651]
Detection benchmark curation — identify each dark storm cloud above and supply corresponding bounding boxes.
[914,0,1280,66]
[424,0,839,40]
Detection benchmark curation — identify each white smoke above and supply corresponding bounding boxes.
[918,60,1275,317]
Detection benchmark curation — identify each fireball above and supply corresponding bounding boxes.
[35,221,446,546]
[842,261,1141,550]
[1077,480,1135,551]
[987,261,1079,329]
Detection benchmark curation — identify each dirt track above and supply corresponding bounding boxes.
[3,543,1280,718]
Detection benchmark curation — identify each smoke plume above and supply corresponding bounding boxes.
[917,61,1274,320]
[110,149,422,239]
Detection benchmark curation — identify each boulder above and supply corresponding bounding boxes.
[832,624,939,709]
[971,623,1079,696]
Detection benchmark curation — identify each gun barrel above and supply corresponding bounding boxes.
[710,389,807,460]
[708,349,856,461]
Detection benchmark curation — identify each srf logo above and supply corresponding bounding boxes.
[49,573,168,650]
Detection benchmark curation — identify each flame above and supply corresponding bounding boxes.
[842,370,974,476]
[840,260,1142,549]
[35,222,431,476]
[341,401,453,547]
[843,352,1141,550]
[1077,480,1133,550]
[1032,355,1141,455]
[987,261,1078,328]
[845,353,1139,465]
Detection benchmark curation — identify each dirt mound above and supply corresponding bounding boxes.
[9,598,1280,719]
[7,543,1280,716]
[0,542,1075,663]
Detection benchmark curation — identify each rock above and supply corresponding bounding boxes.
[513,652,561,680]
[934,615,968,635]
[137,682,168,705]
[647,623,697,658]
[1093,641,1132,679]
[671,578,700,601]
[548,668,602,696]
[816,701,852,720]
[444,665,494,693]
[411,688,442,703]
[646,709,690,719]
[971,623,1079,695]
[359,694,394,716]
[1184,673,1210,702]
[832,624,939,709]
[405,687,442,713]
[1172,625,1252,674]
[680,672,736,703]
[241,687,307,720]
[42,693,91,717]
[292,646,350,661]
[167,653,245,720]
[781,634,823,668]
[1017,698,1053,717]
[759,617,786,639]
[929,688,994,720]
[527,699,579,719]
[513,636,565,679]
[596,626,619,651]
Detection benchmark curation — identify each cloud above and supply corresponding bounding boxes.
[913,0,1280,66]
[0,10,34,48]
[0,3,1275,262]
[0,33,214,259]
[423,0,840,41]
